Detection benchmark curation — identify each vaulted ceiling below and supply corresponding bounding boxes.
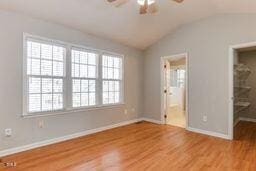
[0,0,255,49]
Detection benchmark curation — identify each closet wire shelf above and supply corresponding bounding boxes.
[234,64,251,114]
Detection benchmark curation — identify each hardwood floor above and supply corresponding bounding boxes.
[1,121,256,171]
[167,106,186,128]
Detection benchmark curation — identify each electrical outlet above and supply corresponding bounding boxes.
[203,115,207,122]
[124,109,128,115]
[5,128,12,137]
[39,120,44,128]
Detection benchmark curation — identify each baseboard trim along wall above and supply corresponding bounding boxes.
[141,117,231,140]
[0,117,165,157]
[0,118,142,157]
[1,117,236,157]
[187,127,230,140]
[141,117,163,124]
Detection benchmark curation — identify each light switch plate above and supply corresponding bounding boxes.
[203,116,207,122]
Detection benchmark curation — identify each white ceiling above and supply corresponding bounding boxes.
[0,0,256,50]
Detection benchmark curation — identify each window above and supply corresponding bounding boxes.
[24,34,124,116]
[170,68,185,88]
[26,39,65,113]
[177,69,185,87]
[102,55,122,104]
[71,49,98,108]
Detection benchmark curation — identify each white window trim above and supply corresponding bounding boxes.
[22,33,125,117]
[101,52,124,105]
[70,47,99,108]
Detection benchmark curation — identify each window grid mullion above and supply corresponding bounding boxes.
[98,53,102,106]
[107,81,110,104]
[29,44,32,74]
[29,57,61,63]
[39,45,42,111]
[51,45,53,110]
[88,81,90,105]
[27,74,64,79]
[106,57,109,104]
[79,52,81,107]
[86,53,89,106]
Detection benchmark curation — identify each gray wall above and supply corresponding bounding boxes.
[3,10,256,151]
[0,10,144,151]
[143,14,256,135]
[239,51,256,119]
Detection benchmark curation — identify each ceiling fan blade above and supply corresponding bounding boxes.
[107,0,117,2]
[139,0,148,14]
[148,3,158,14]
[172,0,184,3]
[115,0,129,7]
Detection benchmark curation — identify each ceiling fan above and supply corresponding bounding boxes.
[107,0,184,14]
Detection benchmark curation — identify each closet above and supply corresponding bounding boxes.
[233,49,256,139]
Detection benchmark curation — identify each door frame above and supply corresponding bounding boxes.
[228,41,256,140]
[160,53,189,129]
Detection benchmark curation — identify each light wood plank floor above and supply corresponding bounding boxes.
[1,121,256,171]
[167,106,186,128]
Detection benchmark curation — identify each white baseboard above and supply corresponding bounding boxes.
[239,117,256,123]
[187,127,230,140]
[143,118,230,140]
[1,117,233,157]
[141,117,163,124]
[0,118,142,157]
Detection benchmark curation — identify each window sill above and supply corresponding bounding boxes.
[22,103,125,118]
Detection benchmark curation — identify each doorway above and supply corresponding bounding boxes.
[161,53,188,129]
[229,43,256,140]
[229,41,256,140]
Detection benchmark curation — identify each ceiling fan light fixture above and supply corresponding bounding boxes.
[137,0,155,6]
[108,0,183,14]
